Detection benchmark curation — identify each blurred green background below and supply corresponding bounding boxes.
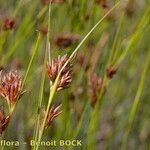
[0,0,150,150]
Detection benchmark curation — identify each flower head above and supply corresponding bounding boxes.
[88,73,103,107]
[95,0,108,8]
[106,65,117,79]
[57,71,72,91]
[0,107,10,134]
[43,104,62,128]
[54,33,80,49]
[0,71,24,108]
[47,55,72,90]
[2,17,16,31]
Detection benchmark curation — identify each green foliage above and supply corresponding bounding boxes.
[0,0,150,150]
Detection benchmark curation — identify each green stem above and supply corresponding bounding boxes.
[121,50,150,150]
[34,2,53,149]
[33,33,48,150]
[47,1,52,63]
[87,75,108,150]
[108,13,124,65]
[35,73,60,150]
[22,33,41,88]
[115,6,150,67]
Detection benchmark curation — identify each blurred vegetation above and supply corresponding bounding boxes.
[0,0,150,150]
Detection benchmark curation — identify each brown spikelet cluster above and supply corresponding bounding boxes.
[47,55,72,91]
[0,71,25,107]
[76,52,90,71]
[43,105,62,128]
[88,73,103,107]
[106,65,117,79]
[54,33,80,49]
[2,17,16,31]
[41,0,64,5]
[95,0,108,8]
[76,52,85,66]
[0,107,10,134]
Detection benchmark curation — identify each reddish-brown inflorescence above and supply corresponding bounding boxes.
[2,17,16,31]
[88,73,103,107]
[0,107,10,134]
[54,33,80,49]
[57,71,72,91]
[41,0,64,5]
[0,71,25,107]
[106,65,117,79]
[43,104,62,128]
[47,55,72,91]
[76,52,85,66]
[95,0,108,8]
